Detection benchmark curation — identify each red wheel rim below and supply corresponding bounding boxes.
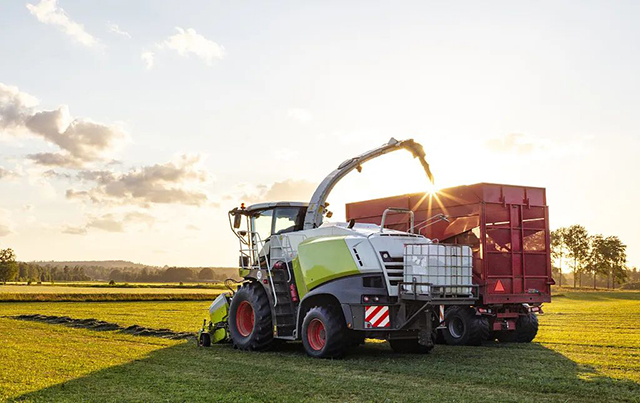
[307,318,326,351]
[236,301,254,337]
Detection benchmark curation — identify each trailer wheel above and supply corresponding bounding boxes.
[390,338,432,354]
[443,306,489,346]
[494,330,517,343]
[228,282,274,351]
[516,313,539,343]
[302,306,348,358]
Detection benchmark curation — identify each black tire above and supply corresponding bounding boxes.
[228,282,275,351]
[443,306,490,346]
[301,306,348,358]
[493,313,539,343]
[516,313,539,343]
[433,328,446,344]
[494,330,517,343]
[348,331,366,348]
[199,332,211,347]
[389,338,433,354]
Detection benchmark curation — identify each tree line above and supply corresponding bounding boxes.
[0,248,237,284]
[551,225,634,289]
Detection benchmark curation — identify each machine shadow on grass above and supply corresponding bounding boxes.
[14,335,640,402]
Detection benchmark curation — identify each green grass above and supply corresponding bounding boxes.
[1,291,639,402]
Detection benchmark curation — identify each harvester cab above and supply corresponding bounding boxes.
[201,138,480,358]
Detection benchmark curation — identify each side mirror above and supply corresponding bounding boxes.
[233,214,242,229]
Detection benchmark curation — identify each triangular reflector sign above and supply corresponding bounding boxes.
[494,280,505,292]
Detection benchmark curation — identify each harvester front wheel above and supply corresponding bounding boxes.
[443,306,489,346]
[228,282,274,351]
[301,306,348,358]
[390,338,432,354]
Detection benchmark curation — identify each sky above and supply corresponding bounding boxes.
[0,0,638,269]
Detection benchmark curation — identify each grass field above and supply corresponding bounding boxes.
[1,290,639,402]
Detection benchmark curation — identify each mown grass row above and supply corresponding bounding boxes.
[0,293,221,302]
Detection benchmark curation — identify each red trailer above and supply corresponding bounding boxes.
[346,183,553,345]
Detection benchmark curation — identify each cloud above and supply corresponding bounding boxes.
[27,152,82,168]
[86,214,125,232]
[62,225,87,235]
[0,83,128,167]
[0,209,14,237]
[0,166,19,180]
[62,211,156,235]
[0,83,39,130]
[287,108,313,123]
[69,155,210,206]
[159,27,225,66]
[141,51,155,70]
[26,0,98,47]
[106,22,130,38]
[485,133,538,154]
[241,179,316,204]
[186,224,200,231]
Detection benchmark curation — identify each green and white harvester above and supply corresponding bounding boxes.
[199,138,479,358]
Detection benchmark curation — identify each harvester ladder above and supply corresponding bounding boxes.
[268,235,299,338]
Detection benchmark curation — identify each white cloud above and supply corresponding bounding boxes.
[0,166,20,180]
[0,209,14,237]
[69,155,211,206]
[287,108,313,123]
[62,211,156,235]
[159,27,225,66]
[141,51,155,70]
[26,0,98,47]
[0,82,128,167]
[240,179,316,204]
[106,22,130,38]
[485,133,538,155]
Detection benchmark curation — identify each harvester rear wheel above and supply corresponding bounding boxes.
[302,306,348,358]
[228,282,275,351]
[389,338,432,354]
[443,306,490,346]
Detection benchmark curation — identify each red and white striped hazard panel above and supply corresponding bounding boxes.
[364,305,390,328]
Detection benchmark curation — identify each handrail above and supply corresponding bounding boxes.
[380,208,414,233]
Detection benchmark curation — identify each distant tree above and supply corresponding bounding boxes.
[0,248,19,284]
[605,236,628,288]
[563,225,590,288]
[198,268,214,281]
[551,228,568,286]
[588,235,608,289]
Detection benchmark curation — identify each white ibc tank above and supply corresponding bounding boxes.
[403,243,473,296]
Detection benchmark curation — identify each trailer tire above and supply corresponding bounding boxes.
[516,313,538,343]
[302,306,348,358]
[443,306,490,346]
[390,338,433,354]
[494,330,517,343]
[228,282,275,351]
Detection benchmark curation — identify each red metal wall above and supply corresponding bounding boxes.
[345,183,553,305]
